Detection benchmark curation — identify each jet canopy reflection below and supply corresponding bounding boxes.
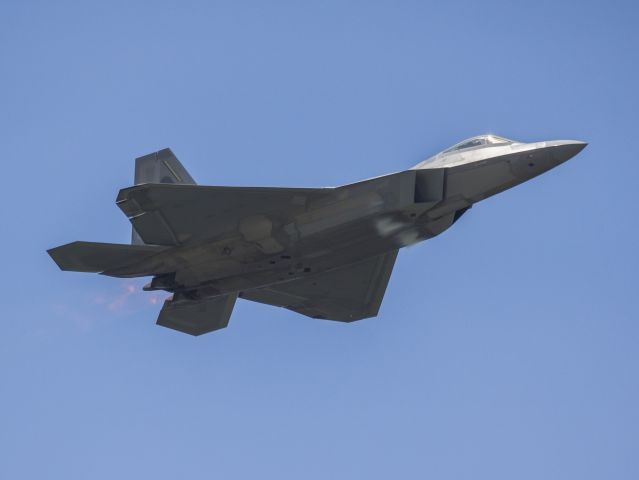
[443,134,515,153]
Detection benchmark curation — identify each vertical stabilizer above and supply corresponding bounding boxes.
[132,148,196,244]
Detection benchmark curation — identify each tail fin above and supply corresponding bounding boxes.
[132,148,196,244]
[135,148,196,185]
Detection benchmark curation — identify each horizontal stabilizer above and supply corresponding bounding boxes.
[47,241,167,273]
[157,292,238,336]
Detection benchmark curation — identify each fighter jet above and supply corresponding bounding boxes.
[48,135,586,335]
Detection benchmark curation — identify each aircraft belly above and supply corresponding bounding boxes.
[108,167,479,295]
[107,171,457,292]
[175,214,409,297]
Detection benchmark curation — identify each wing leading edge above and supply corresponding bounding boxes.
[240,250,399,322]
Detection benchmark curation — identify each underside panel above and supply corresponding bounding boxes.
[240,249,399,322]
[116,184,335,245]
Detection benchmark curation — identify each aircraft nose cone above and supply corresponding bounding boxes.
[547,140,588,164]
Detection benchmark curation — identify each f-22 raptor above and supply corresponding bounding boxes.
[48,135,586,335]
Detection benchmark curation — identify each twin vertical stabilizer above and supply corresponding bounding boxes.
[132,148,196,244]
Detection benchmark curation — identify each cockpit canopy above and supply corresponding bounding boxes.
[443,134,514,153]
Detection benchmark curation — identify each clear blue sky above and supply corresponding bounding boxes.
[1,1,637,478]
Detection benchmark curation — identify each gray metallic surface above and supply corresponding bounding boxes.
[47,136,587,335]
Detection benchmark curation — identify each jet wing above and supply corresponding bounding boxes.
[240,250,398,322]
[116,184,335,246]
[157,292,238,336]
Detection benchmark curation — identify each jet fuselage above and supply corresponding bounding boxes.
[48,134,587,334]
[114,136,586,298]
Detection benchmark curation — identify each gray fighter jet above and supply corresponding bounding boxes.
[48,135,586,335]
